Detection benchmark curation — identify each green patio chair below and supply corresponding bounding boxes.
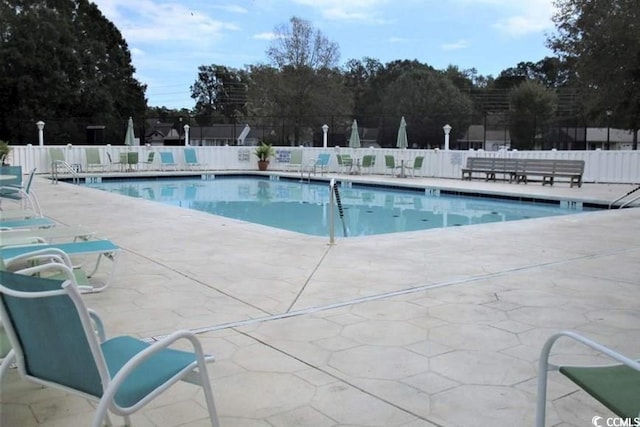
[536,330,640,426]
[85,147,108,172]
[405,156,425,177]
[360,154,376,174]
[336,154,353,173]
[0,271,220,427]
[384,155,401,176]
[287,149,304,172]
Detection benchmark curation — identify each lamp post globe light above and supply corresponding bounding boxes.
[36,120,45,146]
[443,124,452,151]
[322,124,329,148]
[184,124,190,146]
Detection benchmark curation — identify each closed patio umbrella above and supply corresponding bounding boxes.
[396,116,408,149]
[124,117,136,146]
[349,119,361,148]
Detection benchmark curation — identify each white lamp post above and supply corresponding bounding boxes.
[184,124,190,146]
[36,121,45,146]
[322,124,329,148]
[443,124,452,151]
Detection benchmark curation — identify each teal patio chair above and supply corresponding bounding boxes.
[1,168,41,216]
[160,151,178,170]
[536,330,640,426]
[184,148,205,170]
[314,153,330,175]
[0,271,220,427]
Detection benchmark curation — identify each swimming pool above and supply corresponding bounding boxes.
[84,176,598,237]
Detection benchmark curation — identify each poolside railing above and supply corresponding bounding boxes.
[7,145,640,184]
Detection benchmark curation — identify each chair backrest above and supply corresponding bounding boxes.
[336,154,344,166]
[160,152,175,164]
[361,155,375,167]
[85,148,101,165]
[413,156,424,168]
[184,148,198,164]
[385,155,395,168]
[146,151,155,163]
[23,168,37,194]
[290,150,303,165]
[49,148,65,163]
[0,271,105,398]
[316,153,330,166]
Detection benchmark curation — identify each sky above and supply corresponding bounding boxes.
[92,0,558,110]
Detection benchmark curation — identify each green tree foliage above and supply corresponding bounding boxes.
[509,81,559,149]
[253,16,350,145]
[548,0,639,148]
[190,65,248,125]
[0,0,146,144]
[381,63,474,147]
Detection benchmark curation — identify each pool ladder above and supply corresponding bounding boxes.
[608,184,640,209]
[51,160,80,184]
[329,178,348,244]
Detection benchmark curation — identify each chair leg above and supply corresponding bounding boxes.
[0,349,15,383]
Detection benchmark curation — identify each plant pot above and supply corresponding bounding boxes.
[258,160,270,171]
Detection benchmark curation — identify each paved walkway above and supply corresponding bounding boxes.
[1,174,639,426]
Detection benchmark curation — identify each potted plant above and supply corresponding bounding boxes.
[254,142,275,171]
[0,140,11,165]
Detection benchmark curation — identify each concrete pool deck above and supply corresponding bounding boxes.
[1,174,639,426]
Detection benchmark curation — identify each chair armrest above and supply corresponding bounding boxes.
[104,330,212,398]
[87,309,106,342]
[540,330,640,371]
[2,247,73,268]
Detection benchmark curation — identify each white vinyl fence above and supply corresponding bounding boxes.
[6,145,640,184]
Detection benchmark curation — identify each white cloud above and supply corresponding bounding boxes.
[253,32,280,41]
[441,39,470,51]
[450,0,554,37]
[291,0,389,22]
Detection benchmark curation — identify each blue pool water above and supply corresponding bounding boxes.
[84,176,597,237]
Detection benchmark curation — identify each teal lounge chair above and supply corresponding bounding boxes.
[536,331,640,426]
[0,239,121,293]
[0,216,56,230]
[0,271,220,427]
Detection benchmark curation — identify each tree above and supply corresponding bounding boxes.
[190,65,248,124]
[0,0,147,144]
[381,65,474,148]
[267,16,339,70]
[509,80,558,149]
[548,0,640,149]
[259,16,348,144]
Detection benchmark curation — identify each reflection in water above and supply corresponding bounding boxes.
[86,178,597,237]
